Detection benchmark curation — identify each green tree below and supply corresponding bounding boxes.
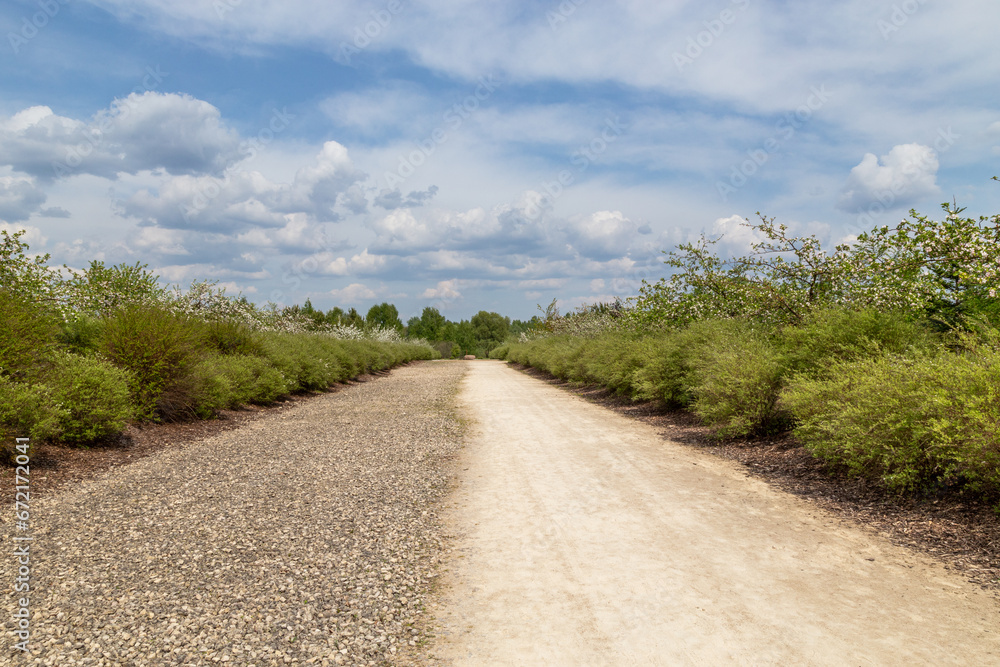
[64,260,166,316]
[471,311,510,354]
[366,302,403,331]
[345,308,364,328]
[440,319,476,356]
[324,306,346,326]
[631,203,1000,330]
[0,229,61,304]
[410,306,447,340]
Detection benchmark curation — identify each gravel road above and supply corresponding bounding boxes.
[1,360,467,667]
[430,361,1000,665]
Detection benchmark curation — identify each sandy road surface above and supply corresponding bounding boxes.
[429,361,1000,666]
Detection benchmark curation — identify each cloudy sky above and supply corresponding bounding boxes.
[2,0,998,320]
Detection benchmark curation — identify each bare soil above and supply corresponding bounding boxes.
[430,361,1000,665]
[510,362,1000,592]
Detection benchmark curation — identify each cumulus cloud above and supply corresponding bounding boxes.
[0,222,47,247]
[0,94,243,182]
[421,280,462,301]
[562,210,646,261]
[121,141,367,231]
[370,199,551,257]
[302,249,389,277]
[373,185,439,210]
[837,143,940,212]
[329,283,377,303]
[0,175,47,222]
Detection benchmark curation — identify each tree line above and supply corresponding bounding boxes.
[287,300,539,358]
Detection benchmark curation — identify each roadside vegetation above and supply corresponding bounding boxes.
[497,202,1000,504]
[0,232,437,463]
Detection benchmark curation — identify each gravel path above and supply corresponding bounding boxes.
[1,360,467,667]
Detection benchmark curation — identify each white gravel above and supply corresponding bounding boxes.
[1,360,467,667]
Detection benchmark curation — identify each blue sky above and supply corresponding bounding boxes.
[2,0,999,320]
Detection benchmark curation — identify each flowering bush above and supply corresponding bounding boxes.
[630,204,1000,329]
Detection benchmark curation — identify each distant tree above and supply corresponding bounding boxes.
[301,298,326,328]
[441,319,476,356]
[510,316,542,338]
[414,306,446,340]
[366,302,403,331]
[324,306,346,326]
[345,307,364,328]
[471,310,510,354]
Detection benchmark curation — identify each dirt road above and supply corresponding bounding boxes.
[428,361,1000,665]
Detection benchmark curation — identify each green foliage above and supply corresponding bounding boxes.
[45,352,134,444]
[199,355,288,406]
[366,302,403,332]
[0,229,61,303]
[489,343,510,360]
[0,288,60,380]
[778,306,940,377]
[197,318,266,356]
[470,311,510,355]
[0,377,64,463]
[781,335,1000,496]
[57,313,105,354]
[683,320,788,437]
[99,306,208,421]
[407,307,447,341]
[63,260,166,315]
[631,204,1000,330]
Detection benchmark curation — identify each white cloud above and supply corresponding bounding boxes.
[0,222,47,247]
[421,280,462,300]
[329,282,377,303]
[837,143,939,212]
[121,141,367,231]
[563,210,643,260]
[0,93,242,182]
[153,263,271,283]
[0,174,47,222]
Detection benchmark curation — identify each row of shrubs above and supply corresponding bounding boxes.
[1,295,437,463]
[495,308,1000,499]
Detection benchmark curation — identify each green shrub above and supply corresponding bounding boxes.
[100,306,207,420]
[45,352,135,443]
[781,337,1000,494]
[682,319,788,437]
[631,332,694,407]
[0,289,60,380]
[198,318,266,356]
[0,378,65,464]
[57,314,105,354]
[259,333,335,392]
[779,307,939,377]
[489,343,510,360]
[210,355,287,405]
